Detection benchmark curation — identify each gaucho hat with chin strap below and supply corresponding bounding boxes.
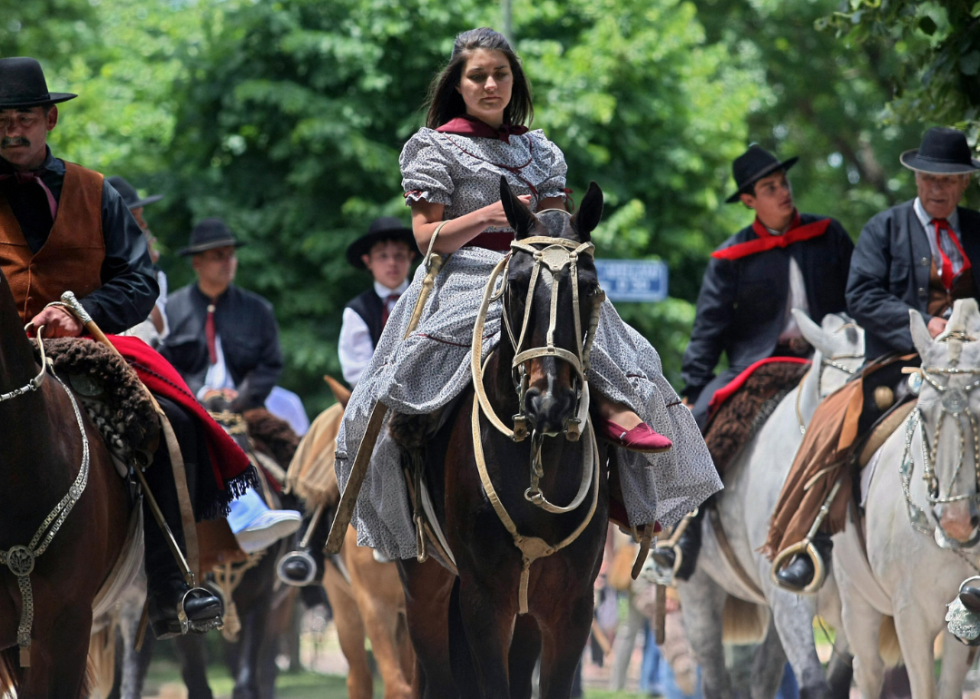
[346,217,419,269]
[0,57,77,109]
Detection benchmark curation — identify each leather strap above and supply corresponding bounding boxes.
[160,412,200,581]
[708,508,766,602]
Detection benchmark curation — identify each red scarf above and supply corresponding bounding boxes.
[712,211,832,261]
[436,115,529,144]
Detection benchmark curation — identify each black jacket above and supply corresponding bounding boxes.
[0,149,158,332]
[160,283,283,410]
[681,214,854,404]
[846,200,980,360]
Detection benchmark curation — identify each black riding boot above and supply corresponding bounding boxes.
[142,416,222,640]
[775,531,833,592]
[652,508,704,581]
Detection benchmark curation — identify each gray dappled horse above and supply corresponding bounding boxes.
[834,299,980,698]
[677,311,863,699]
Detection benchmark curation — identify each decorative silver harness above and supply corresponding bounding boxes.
[0,326,91,667]
[901,362,980,538]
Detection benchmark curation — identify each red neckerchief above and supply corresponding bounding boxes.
[436,115,529,144]
[711,211,832,261]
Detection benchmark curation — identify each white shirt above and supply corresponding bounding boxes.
[339,279,409,387]
[155,269,170,339]
[197,333,236,400]
[914,197,965,277]
[762,222,810,341]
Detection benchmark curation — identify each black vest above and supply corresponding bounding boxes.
[347,289,385,349]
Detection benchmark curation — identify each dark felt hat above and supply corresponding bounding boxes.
[346,217,419,269]
[900,127,980,175]
[178,218,246,257]
[0,57,77,109]
[107,176,163,210]
[725,144,798,204]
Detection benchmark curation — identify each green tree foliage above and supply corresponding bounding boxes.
[695,0,928,237]
[822,0,980,143]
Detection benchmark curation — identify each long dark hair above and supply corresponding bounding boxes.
[424,28,533,129]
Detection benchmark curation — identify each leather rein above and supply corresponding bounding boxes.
[470,219,604,613]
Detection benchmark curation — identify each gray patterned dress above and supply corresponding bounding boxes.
[335,127,721,560]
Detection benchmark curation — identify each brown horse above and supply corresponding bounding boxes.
[396,179,610,699]
[288,393,415,699]
[0,270,130,696]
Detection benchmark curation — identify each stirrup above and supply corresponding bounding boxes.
[276,549,318,587]
[770,539,827,595]
[152,587,224,640]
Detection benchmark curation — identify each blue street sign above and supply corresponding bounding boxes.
[594,259,669,303]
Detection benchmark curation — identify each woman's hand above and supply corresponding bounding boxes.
[478,194,532,229]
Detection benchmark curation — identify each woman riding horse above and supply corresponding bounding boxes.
[333,27,720,697]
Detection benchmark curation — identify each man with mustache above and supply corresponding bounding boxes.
[0,57,239,640]
[654,145,854,580]
[768,126,980,592]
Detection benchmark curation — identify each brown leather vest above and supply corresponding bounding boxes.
[928,259,976,318]
[0,162,105,324]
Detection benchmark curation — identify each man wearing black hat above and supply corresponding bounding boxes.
[161,218,301,554]
[108,175,169,341]
[769,127,980,592]
[339,217,417,386]
[161,217,283,411]
[0,57,229,639]
[656,145,853,580]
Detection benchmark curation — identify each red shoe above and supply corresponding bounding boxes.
[600,420,672,454]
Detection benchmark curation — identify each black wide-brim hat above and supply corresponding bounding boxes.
[346,217,419,269]
[107,176,163,210]
[900,127,980,175]
[0,57,77,109]
[725,144,798,203]
[178,217,247,257]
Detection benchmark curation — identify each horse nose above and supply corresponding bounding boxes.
[939,502,979,543]
[524,386,576,436]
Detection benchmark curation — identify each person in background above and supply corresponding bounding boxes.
[338,216,417,387]
[161,217,300,554]
[107,174,168,344]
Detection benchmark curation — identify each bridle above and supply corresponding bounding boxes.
[471,212,605,512]
[469,211,604,613]
[0,323,91,667]
[906,363,980,509]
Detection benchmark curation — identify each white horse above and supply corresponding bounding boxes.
[834,299,980,698]
[677,311,864,699]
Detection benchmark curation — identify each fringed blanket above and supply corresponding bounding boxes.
[704,358,811,475]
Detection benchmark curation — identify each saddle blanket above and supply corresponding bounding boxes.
[704,358,811,474]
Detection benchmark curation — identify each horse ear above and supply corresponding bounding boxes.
[573,182,603,241]
[794,310,827,353]
[499,176,537,240]
[910,309,933,356]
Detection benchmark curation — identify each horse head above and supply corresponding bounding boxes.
[794,310,865,398]
[201,389,251,452]
[499,176,604,439]
[911,299,980,546]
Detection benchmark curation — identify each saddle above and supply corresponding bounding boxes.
[31,337,160,469]
[704,359,811,474]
